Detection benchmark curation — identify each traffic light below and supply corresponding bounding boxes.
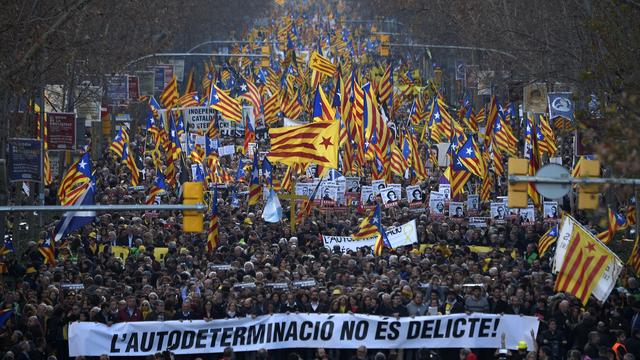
[260,45,270,68]
[379,33,390,57]
[434,67,443,89]
[183,182,204,233]
[576,159,601,210]
[508,158,529,208]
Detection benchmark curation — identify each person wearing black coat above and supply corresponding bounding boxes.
[174,301,198,321]
[95,303,117,325]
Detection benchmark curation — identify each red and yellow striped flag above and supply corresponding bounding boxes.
[207,188,219,252]
[268,121,340,169]
[628,234,640,277]
[309,51,336,76]
[554,224,614,305]
[263,93,281,125]
[159,75,179,109]
[209,84,242,122]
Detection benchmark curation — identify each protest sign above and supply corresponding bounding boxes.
[69,313,539,356]
[184,107,215,132]
[439,184,451,200]
[467,195,479,214]
[490,201,507,221]
[517,205,536,225]
[217,145,235,157]
[429,192,445,217]
[136,71,155,97]
[387,220,418,249]
[543,201,559,220]
[449,202,465,219]
[322,235,376,253]
[406,185,423,206]
[346,177,361,193]
[469,217,489,228]
[75,85,102,123]
[372,179,386,196]
[360,186,375,206]
[380,186,400,206]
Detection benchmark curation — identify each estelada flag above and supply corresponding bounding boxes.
[268,121,340,169]
[554,222,615,305]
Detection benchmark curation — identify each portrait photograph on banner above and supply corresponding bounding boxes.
[406,185,423,206]
[449,201,465,219]
[380,186,400,207]
[345,176,361,193]
[360,185,375,207]
[372,179,386,196]
[467,194,480,215]
[544,201,560,220]
[429,192,446,218]
[490,201,507,221]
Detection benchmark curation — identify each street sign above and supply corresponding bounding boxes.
[535,163,571,199]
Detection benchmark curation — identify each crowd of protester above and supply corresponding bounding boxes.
[0,126,638,360]
[1,0,638,359]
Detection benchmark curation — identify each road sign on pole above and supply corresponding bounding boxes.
[535,164,571,199]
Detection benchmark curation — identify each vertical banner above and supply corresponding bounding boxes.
[75,85,102,124]
[128,75,140,101]
[46,113,76,150]
[153,66,166,94]
[8,138,42,182]
[136,71,155,97]
[105,75,129,105]
[523,83,548,114]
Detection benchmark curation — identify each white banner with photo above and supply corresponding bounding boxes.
[543,201,560,220]
[372,179,386,196]
[380,184,402,205]
[429,192,446,216]
[69,313,539,356]
[449,202,465,219]
[361,185,375,206]
[406,185,423,204]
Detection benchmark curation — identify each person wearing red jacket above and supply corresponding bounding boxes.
[118,296,142,322]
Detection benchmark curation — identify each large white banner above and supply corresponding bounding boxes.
[69,313,539,356]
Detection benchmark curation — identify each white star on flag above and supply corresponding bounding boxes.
[79,160,87,169]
